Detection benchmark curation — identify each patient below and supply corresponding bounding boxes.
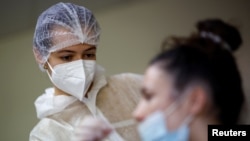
[133,18,245,141]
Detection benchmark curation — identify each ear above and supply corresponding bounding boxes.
[186,86,208,116]
[33,47,44,64]
[33,47,50,70]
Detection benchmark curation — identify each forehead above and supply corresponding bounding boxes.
[49,26,97,51]
[54,43,96,53]
[143,65,174,92]
[51,26,76,43]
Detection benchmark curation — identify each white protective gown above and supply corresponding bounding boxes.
[29,66,142,141]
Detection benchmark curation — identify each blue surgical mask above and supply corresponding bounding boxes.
[138,102,192,141]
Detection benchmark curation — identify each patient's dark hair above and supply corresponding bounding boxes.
[151,19,244,124]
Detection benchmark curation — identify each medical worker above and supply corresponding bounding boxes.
[29,2,142,141]
[74,19,245,141]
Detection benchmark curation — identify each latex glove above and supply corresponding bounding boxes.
[73,116,113,141]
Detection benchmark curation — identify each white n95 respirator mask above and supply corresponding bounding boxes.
[46,60,96,101]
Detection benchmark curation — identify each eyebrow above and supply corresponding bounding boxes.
[56,50,76,53]
[85,46,96,51]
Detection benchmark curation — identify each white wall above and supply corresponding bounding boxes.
[0,0,249,140]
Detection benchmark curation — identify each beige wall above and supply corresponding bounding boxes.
[0,0,249,140]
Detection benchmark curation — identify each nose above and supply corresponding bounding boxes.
[132,101,147,122]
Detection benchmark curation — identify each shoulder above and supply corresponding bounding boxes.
[107,73,143,84]
[98,73,143,100]
[97,73,143,113]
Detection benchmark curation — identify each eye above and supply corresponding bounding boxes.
[83,53,96,59]
[142,91,153,101]
[60,55,73,61]
[144,94,153,101]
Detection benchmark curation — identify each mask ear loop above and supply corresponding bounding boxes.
[164,90,191,117]
[181,113,193,127]
[45,61,57,81]
[164,101,179,117]
[179,86,196,126]
[164,88,194,127]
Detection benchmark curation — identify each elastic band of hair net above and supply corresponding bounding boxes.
[200,31,231,51]
[33,2,100,71]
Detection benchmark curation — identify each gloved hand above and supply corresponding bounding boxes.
[73,115,113,141]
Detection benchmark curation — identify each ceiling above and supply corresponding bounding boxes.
[0,0,137,38]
